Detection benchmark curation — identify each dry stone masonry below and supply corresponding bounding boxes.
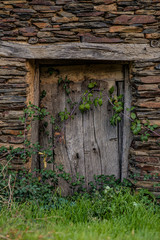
[0,0,160,195]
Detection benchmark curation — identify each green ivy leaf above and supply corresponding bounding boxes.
[98,98,103,106]
[85,103,90,110]
[131,106,135,111]
[88,82,97,89]
[88,93,93,98]
[65,88,70,95]
[117,116,121,122]
[58,77,63,85]
[141,135,148,142]
[131,112,136,120]
[109,86,114,95]
[117,94,123,100]
[79,104,85,112]
[94,99,98,107]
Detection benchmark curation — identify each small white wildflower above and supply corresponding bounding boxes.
[133,202,138,207]
[104,186,111,194]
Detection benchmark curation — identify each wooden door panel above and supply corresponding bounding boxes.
[64,81,85,179]
[40,63,123,190]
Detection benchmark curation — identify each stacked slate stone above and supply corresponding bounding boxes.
[0,0,159,43]
[0,0,160,194]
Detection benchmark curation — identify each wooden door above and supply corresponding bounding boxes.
[39,63,125,191]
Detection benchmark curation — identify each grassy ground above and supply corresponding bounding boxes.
[0,188,160,240]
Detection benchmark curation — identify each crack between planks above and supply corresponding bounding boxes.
[64,94,73,181]
[82,112,87,187]
[93,108,102,176]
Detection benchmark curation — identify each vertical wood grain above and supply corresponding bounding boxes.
[31,61,40,171]
[117,81,124,180]
[121,65,132,180]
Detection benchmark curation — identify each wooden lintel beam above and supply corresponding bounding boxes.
[0,41,159,61]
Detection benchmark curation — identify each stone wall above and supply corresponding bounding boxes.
[0,0,160,194]
[0,0,159,44]
[130,61,160,196]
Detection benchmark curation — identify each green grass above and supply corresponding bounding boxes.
[0,188,160,240]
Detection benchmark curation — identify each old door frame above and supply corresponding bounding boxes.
[1,41,159,180]
[31,60,131,180]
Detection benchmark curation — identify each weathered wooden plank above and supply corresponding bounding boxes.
[104,82,120,178]
[0,41,159,61]
[117,81,124,180]
[121,65,132,180]
[65,82,85,180]
[40,66,73,194]
[39,79,54,171]
[81,79,102,185]
[31,62,40,171]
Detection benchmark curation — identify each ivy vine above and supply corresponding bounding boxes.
[0,74,160,201]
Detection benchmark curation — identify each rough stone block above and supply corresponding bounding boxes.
[81,33,123,43]
[77,11,104,17]
[145,33,160,39]
[93,0,115,4]
[33,22,51,28]
[140,76,160,84]
[114,15,133,24]
[137,84,159,91]
[129,15,157,24]
[51,16,78,23]
[56,0,71,5]
[32,5,61,12]
[19,27,37,37]
[0,23,16,30]
[57,11,75,18]
[94,3,117,11]
[12,8,36,13]
[37,32,52,38]
[64,3,93,11]
[135,156,159,163]
[3,30,19,36]
[110,25,142,32]
[137,101,160,109]
[27,37,37,44]
[29,0,54,5]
